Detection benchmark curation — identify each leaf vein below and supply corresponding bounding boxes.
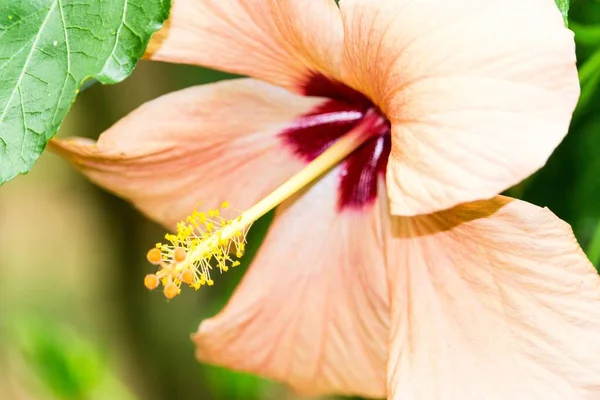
[0,39,35,72]
[101,0,129,74]
[51,0,73,127]
[0,8,50,40]
[0,0,58,126]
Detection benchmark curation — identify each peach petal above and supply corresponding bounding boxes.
[146,0,343,92]
[384,196,600,398]
[339,0,580,215]
[194,172,388,397]
[48,79,322,229]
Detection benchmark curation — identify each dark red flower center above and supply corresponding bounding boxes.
[280,74,391,211]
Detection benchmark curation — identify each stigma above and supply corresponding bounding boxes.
[144,201,247,299]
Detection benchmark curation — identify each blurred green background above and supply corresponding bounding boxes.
[1,1,600,399]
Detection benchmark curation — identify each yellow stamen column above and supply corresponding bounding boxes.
[145,128,373,298]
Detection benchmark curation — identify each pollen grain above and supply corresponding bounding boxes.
[143,203,250,299]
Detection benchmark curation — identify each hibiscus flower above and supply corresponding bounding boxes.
[49,0,600,398]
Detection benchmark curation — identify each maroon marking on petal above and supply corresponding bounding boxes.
[338,133,391,211]
[301,73,371,107]
[280,100,365,162]
[282,72,393,210]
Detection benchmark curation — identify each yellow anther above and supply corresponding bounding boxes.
[173,247,187,263]
[232,261,240,267]
[164,283,180,299]
[144,201,249,298]
[144,274,160,290]
[180,269,195,285]
[236,251,243,258]
[221,201,229,209]
[146,248,162,265]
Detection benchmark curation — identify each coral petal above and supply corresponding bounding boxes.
[49,79,323,228]
[146,0,343,92]
[194,172,389,397]
[340,0,579,215]
[384,196,600,399]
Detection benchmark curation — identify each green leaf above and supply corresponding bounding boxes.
[12,315,138,400]
[587,222,600,270]
[555,0,570,25]
[15,316,105,399]
[0,0,170,184]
